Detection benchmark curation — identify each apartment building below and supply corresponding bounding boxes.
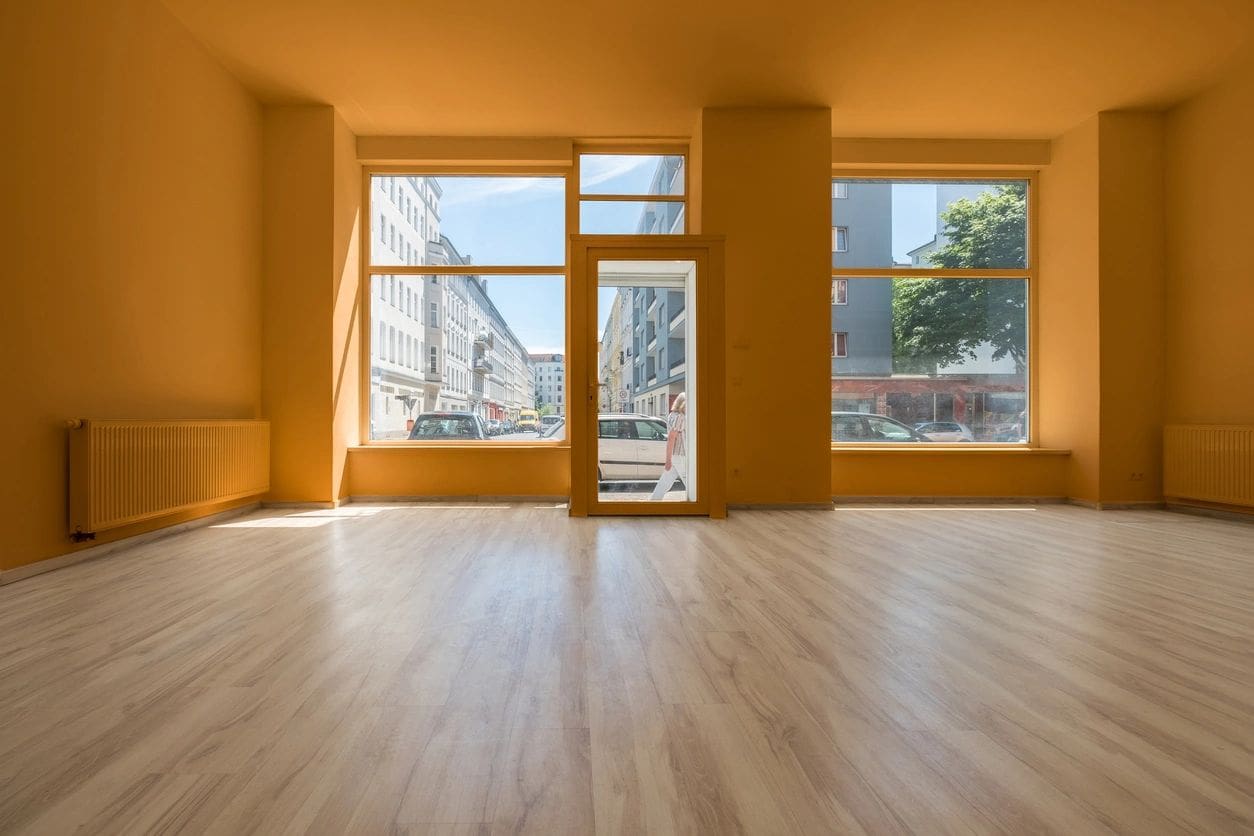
[370,178,536,436]
[531,353,565,415]
[832,180,1028,438]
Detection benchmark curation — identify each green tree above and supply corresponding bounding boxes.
[892,183,1027,373]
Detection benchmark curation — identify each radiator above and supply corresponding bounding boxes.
[68,419,270,537]
[1163,424,1254,509]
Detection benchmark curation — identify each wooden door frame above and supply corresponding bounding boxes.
[569,235,726,518]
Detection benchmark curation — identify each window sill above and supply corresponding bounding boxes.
[831,445,1069,455]
[354,440,569,450]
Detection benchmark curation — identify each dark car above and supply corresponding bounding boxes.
[407,412,488,440]
[831,411,931,442]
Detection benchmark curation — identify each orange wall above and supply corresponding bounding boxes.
[261,106,362,504]
[262,106,338,502]
[332,113,362,501]
[699,108,833,505]
[1038,117,1102,503]
[0,0,262,572]
[1165,59,1254,425]
[832,450,1068,499]
[347,447,570,498]
[1097,112,1166,503]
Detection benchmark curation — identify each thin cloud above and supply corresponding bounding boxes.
[437,176,564,207]
[579,155,655,189]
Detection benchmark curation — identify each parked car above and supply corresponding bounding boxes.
[484,418,502,436]
[540,414,563,432]
[831,412,931,443]
[540,417,565,440]
[407,412,488,440]
[597,413,672,481]
[913,421,974,442]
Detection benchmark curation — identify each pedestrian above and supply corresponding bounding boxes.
[650,392,687,500]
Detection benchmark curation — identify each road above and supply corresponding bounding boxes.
[490,431,549,441]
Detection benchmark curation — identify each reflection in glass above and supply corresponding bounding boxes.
[832,278,1028,443]
[579,154,685,195]
[580,200,685,235]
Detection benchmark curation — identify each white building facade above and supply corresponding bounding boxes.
[531,354,565,416]
[371,176,537,438]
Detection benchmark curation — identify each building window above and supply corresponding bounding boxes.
[833,226,848,253]
[831,177,1032,444]
[832,332,848,358]
[832,181,848,199]
[577,150,687,234]
[832,278,848,305]
[366,172,566,441]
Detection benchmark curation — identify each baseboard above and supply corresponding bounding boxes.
[348,495,569,504]
[729,502,835,510]
[0,502,261,587]
[1067,498,1169,511]
[1166,500,1254,524]
[835,496,1067,505]
[261,499,342,509]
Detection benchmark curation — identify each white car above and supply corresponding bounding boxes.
[597,413,670,481]
[913,421,974,442]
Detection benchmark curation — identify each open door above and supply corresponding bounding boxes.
[570,236,725,517]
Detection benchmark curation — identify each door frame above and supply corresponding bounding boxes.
[569,235,726,517]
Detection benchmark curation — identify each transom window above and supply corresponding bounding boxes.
[577,152,687,234]
[831,176,1032,445]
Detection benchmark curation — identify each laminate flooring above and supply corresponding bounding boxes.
[1,503,1252,834]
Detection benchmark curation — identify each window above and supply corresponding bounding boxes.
[371,175,563,266]
[831,176,1032,444]
[368,172,566,442]
[832,181,848,199]
[832,279,848,305]
[577,152,686,234]
[833,227,848,253]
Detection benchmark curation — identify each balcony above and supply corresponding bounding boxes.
[423,369,443,383]
[669,307,686,332]
[473,358,494,375]
[474,330,493,348]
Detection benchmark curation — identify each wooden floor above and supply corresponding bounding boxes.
[2,504,1253,834]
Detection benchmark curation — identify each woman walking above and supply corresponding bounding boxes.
[650,392,687,500]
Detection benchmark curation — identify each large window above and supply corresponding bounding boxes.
[366,174,566,442]
[578,152,686,234]
[831,177,1032,444]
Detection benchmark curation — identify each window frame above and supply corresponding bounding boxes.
[832,278,848,305]
[832,331,848,359]
[574,144,689,236]
[830,169,1039,448]
[359,164,572,446]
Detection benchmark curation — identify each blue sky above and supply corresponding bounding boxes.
[435,156,663,353]
[432,172,970,352]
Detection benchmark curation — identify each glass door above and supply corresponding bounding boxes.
[596,259,697,505]
[570,237,725,517]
